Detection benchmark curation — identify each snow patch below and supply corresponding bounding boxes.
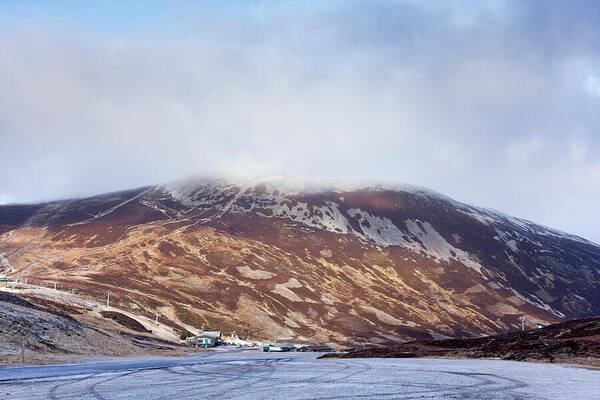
[470,205,595,246]
[272,278,304,302]
[0,253,12,272]
[405,220,485,275]
[347,209,414,247]
[510,288,565,318]
[506,240,519,253]
[236,266,275,280]
[361,306,418,327]
[457,209,495,226]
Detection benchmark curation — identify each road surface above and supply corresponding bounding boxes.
[1,350,599,399]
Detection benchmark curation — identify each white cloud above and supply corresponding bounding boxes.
[506,136,545,164]
[1,1,600,242]
[585,76,600,97]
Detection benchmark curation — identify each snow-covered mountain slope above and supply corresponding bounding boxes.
[1,176,599,344]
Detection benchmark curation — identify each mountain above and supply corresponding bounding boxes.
[1,176,599,345]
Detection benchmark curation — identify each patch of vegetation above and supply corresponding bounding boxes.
[100,311,149,333]
[179,328,194,340]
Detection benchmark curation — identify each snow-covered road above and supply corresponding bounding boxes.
[1,351,599,399]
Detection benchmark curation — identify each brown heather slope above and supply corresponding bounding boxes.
[1,176,599,346]
[322,317,600,367]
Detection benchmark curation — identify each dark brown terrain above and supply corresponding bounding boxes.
[100,311,151,333]
[1,176,599,347]
[322,317,600,367]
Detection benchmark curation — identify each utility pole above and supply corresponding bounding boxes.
[519,316,526,331]
[52,281,57,290]
[21,342,24,365]
[155,309,160,325]
[106,290,110,308]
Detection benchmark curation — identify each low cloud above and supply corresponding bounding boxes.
[1,0,599,242]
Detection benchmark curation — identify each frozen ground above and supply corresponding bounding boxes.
[1,350,599,399]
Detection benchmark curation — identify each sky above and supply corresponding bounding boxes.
[1,0,599,243]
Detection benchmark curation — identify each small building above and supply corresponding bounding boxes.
[297,345,335,353]
[187,331,222,347]
[263,343,296,352]
[223,334,255,347]
[0,275,19,283]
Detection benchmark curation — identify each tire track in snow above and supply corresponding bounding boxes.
[48,372,104,400]
[86,370,140,400]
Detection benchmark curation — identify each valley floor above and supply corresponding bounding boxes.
[1,350,599,399]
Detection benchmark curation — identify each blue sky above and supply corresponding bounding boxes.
[0,1,318,33]
[1,0,600,243]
